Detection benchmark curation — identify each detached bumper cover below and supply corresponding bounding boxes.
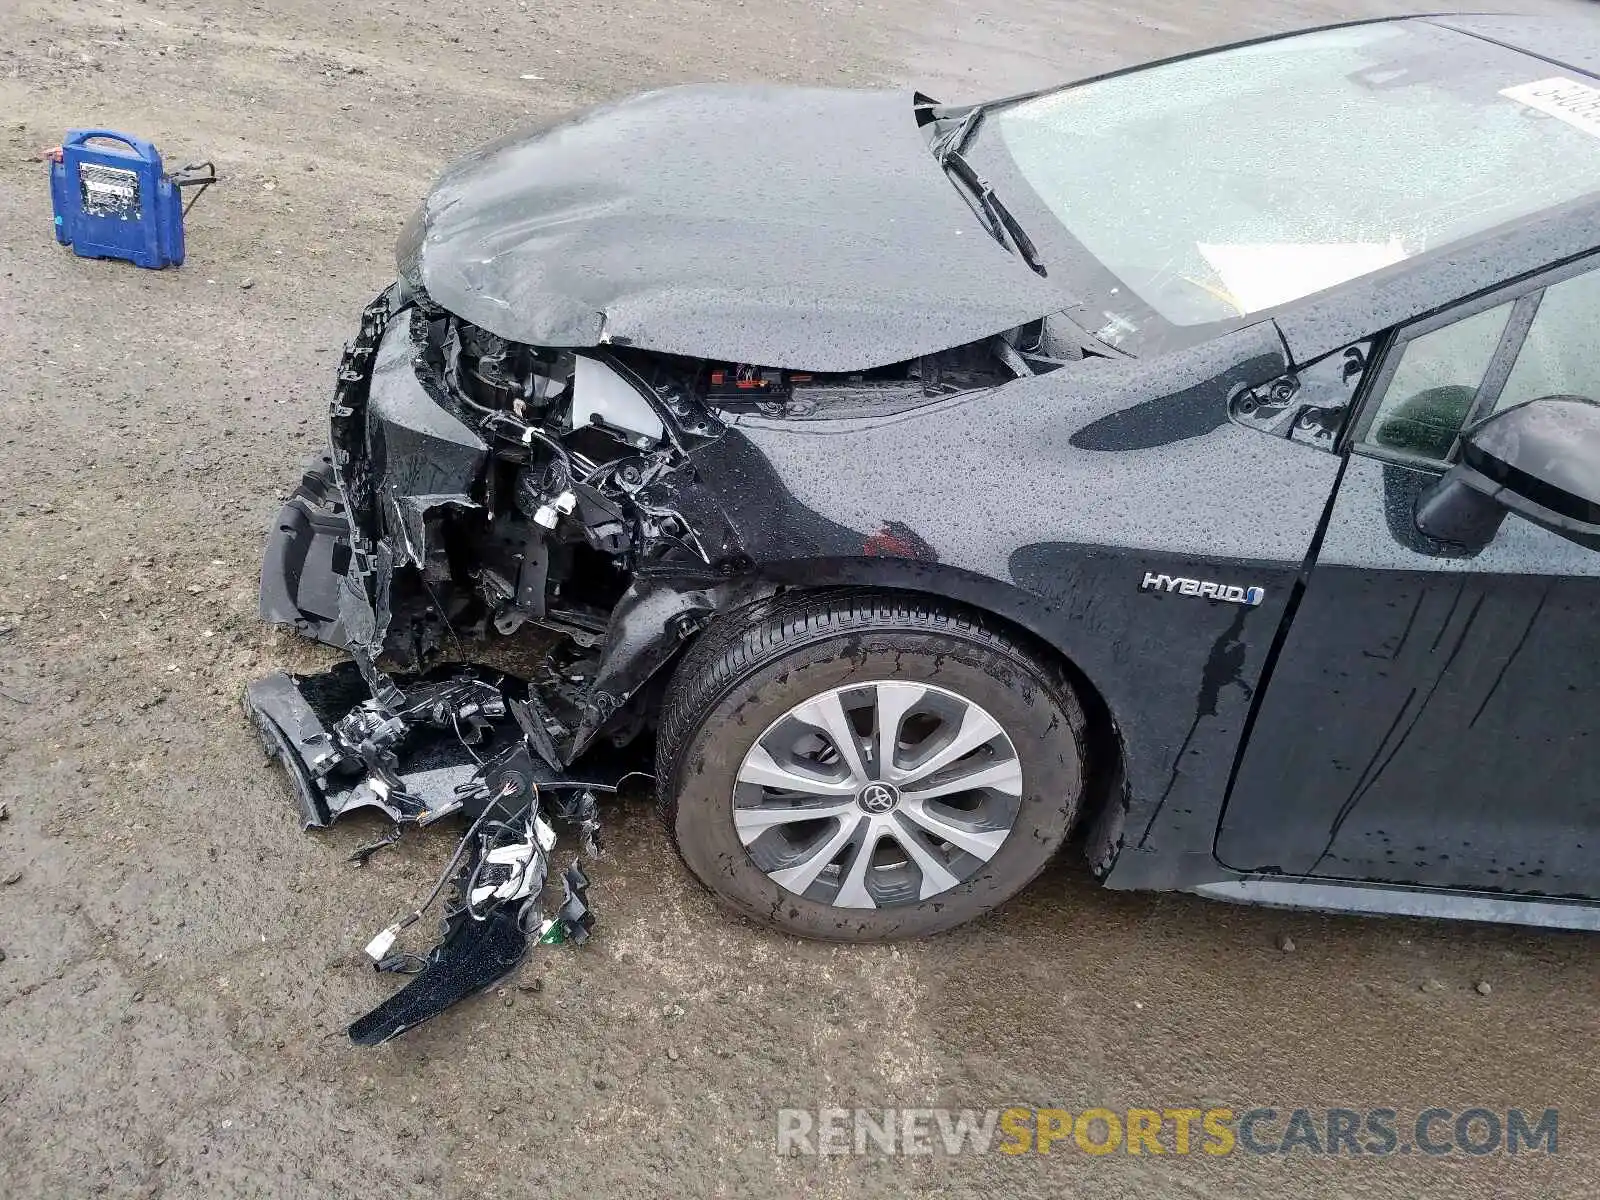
[244,663,508,829]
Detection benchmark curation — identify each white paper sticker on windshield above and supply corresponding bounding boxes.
[1501,77,1600,139]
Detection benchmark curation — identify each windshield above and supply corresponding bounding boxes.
[992,21,1600,345]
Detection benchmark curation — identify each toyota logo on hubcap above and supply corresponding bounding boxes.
[856,782,900,814]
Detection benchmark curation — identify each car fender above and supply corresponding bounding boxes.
[640,322,1338,881]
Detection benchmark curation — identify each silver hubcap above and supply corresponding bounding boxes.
[732,681,1023,909]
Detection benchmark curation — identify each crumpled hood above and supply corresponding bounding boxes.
[397,85,1072,372]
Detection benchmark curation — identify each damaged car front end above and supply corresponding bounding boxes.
[255,283,732,785]
[251,276,1046,1035]
[245,88,1085,1041]
[250,273,1052,828]
[246,281,745,1040]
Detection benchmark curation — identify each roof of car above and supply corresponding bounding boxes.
[1424,12,1600,81]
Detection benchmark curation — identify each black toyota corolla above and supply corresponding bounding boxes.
[255,13,1600,957]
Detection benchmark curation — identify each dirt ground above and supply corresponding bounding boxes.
[1,0,1597,1196]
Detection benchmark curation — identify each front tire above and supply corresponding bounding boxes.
[656,590,1087,940]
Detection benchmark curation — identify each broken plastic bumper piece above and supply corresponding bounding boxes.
[245,663,644,827]
[349,903,529,1046]
[245,656,637,1043]
[258,452,351,650]
[244,662,513,829]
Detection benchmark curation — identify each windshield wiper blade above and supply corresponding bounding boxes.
[942,152,1047,278]
[982,189,1046,278]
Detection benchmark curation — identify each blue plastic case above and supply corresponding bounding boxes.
[50,130,187,269]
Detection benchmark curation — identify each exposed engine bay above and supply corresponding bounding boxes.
[249,281,1061,1042]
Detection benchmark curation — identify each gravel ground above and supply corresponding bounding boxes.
[1,1,1597,1196]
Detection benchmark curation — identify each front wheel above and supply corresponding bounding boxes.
[656,591,1088,940]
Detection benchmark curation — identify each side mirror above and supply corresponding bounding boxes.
[1417,394,1600,551]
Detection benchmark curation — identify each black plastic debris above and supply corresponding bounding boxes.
[349,906,529,1046]
[245,660,647,1044]
[552,860,595,943]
